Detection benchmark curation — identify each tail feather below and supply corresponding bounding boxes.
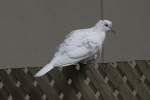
[34,63,53,77]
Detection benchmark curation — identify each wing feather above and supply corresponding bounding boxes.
[52,29,99,67]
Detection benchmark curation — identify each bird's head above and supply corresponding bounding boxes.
[95,19,115,33]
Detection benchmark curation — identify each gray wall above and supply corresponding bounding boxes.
[104,0,150,62]
[0,0,101,67]
[0,0,150,67]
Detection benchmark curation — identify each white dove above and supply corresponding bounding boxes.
[35,20,113,77]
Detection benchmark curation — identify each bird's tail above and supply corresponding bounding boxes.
[34,63,54,77]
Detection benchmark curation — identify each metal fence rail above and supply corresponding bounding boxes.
[0,60,149,100]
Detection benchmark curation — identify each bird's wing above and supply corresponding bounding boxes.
[52,29,99,66]
[55,29,98,57]
[52,45,93,67]
[55,29,87,56]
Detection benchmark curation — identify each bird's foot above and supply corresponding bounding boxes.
[56,67,63,72]
[75,64,80,71]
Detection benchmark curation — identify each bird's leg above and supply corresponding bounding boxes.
[56,67,63,71]
[101,45,105,62]
[95,47,103,64]
[75,63,80,71]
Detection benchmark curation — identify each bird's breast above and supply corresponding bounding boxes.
[88,32,105,45]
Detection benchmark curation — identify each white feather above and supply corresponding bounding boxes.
[34,63,53,77]
[35,20,112,77]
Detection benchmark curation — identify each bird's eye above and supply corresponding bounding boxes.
[104,23,109,27]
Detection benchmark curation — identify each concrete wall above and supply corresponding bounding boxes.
[0,0,149,67]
